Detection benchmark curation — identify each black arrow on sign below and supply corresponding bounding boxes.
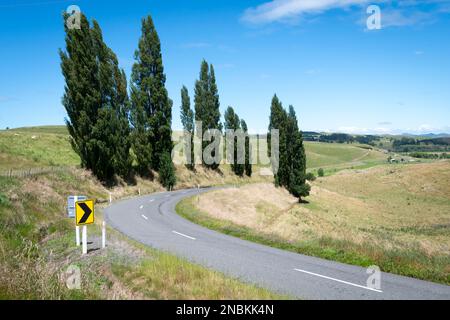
[78,202,92,224]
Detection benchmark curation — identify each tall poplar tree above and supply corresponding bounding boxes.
[286,106,310,202]
[61,14,131,182]
[224,106,244,176]
[194,60,222,170]
[91,21,132,180]
[60,13,99,172]
[240,119,252,177]
[268,94,288,187]
[180,86,195,170]
[130,15,173,174]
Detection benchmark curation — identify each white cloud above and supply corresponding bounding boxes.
[418,124,435,132]
[337,126,392,134]
[242,0,371,24]
[335,124,450,135]
[241,0,450,26]
[337,126,369,134]
[381,8,435,27]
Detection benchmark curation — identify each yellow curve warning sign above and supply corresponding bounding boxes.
[75,199,95,226]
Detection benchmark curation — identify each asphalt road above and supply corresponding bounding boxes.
[104,187,450,300]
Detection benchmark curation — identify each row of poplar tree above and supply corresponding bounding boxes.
[60,13,308,200]
[180,64,252,178]
[61,14,174,187]
[60,13,252,187]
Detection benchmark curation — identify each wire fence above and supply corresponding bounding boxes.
[0,166,73,178]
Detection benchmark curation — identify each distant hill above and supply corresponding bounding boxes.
[7,125,68,135]
[1,125,388,173]
[399,133,450,139]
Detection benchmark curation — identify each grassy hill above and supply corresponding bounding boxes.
[305,141,386,170]
[0,127,78,171]
[1,126,389,174]
[9,126,69,135]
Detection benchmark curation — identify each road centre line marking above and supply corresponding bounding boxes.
[139,205,144,209]
[172,230,196,240]
[294,268,383,293]
[149,199,154,202]
[141,214,148,220]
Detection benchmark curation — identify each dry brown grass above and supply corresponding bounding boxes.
[195,161,450,256]
[174,164,272,189]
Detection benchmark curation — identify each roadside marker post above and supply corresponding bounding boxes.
[75,226,80,246]
[109,192,112,203]
[102,221,106,249]
[82,225,87,255]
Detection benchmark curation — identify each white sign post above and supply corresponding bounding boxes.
[102,221,106,249]
[82,225,87,255]
[75,226,80,246]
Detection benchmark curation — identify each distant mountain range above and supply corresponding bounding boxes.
[400,133,450,138]
[302,131,450,138]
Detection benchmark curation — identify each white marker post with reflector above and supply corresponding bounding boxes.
[82,225,87,255]
[102,221,106,249]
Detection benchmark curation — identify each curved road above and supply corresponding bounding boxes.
[104,187,450,300]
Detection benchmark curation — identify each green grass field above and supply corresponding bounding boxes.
[9,126,69,135]
[1,126,389,174]
[0,127,78,171]
[305,141,387,170]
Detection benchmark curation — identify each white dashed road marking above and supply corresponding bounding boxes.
[172,230,196,240]
[294,268,383,293]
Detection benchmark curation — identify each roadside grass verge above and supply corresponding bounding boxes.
[176,195,450,285]
[111,232,288,300]
[0,170,286,299]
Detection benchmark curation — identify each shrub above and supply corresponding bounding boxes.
[159,152,176,191]
[0,193,10,206]
[306,172,316,181]
[318,168,324,177]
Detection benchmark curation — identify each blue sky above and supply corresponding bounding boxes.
[0,0,449,134]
